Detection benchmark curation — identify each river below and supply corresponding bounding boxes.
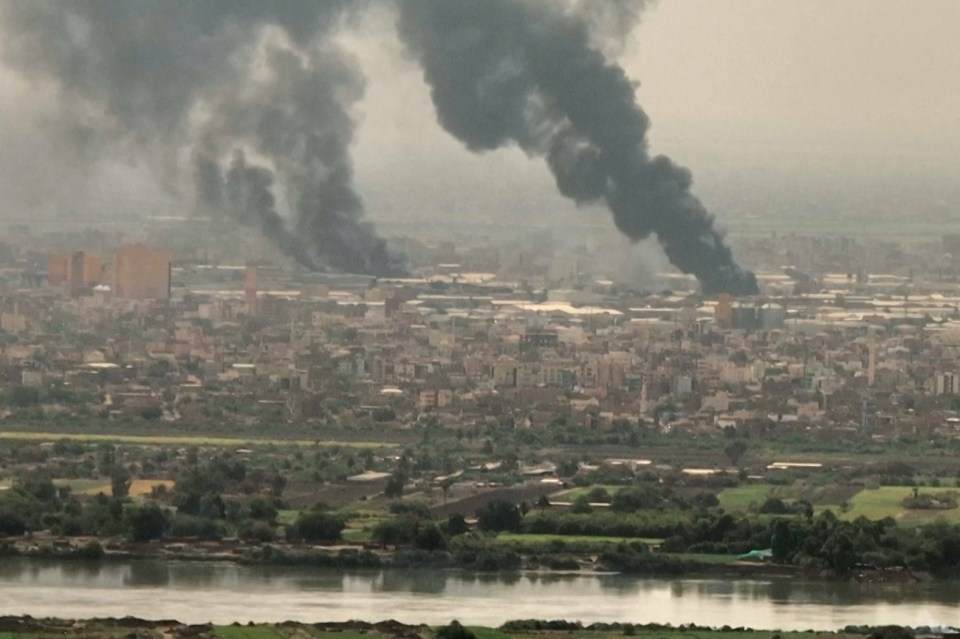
[0,559,957,630]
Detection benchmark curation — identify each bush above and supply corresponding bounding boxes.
[867,627,915,639]
[290,511,345,542]
[587,486,612,503]
[0,511,27,536]
[125,504,168,542]
[570,495,593,514]
[476,500,522,533]
[436,622,475,639]
[757,498,791,515]
[611,486,662,512]
[600,548,693,575]
[241,520,277,543]
[444,514,470,537]
[247,498,278,521]
[168,514,224,540]
[415,522,447,551]
[501,621,582,632]
[389,501,432,518]
[372,517,420,547]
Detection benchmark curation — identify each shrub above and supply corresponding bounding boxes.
[389,500,432,518]
[125,504,168,542]
[0,512,27,536]
[168,514,224,540]
[436,621,476,639]
[290,512,345,542]
[241,520,277,543]
[476,500,522,533]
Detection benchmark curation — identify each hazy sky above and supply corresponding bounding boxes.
[1,0,958,226]
[349,0,960,226]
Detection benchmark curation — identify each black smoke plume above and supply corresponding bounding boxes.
[0,0,405,276]
[194,146,315,269]
[396,0,757,295]
[1,0,753,292]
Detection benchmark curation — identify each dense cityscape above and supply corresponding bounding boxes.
[1,0,959,636]
[6,222,960,445]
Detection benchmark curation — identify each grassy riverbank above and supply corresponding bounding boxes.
[0,618,896,639]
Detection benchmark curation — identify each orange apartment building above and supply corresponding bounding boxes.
[50,251,105,296]
[113,244,172,300]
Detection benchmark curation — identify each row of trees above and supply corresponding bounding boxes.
[0,476,174,542]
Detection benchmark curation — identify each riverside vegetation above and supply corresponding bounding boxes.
[5,435,960,578]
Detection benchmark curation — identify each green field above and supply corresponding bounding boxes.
[342,528,374,543]
[0,620,884,639]
[836,486,960,523]
[0,431,393,449]
[718,483,960,523]
[495,533,662,546]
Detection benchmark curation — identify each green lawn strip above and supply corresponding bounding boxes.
[0,431,392,449]
[215,626,287,639]
[522,630,859,639]
[52,478,111,493]
[466,628,514,639]
[342,528,373,543]
[495,533,662,546]
[311,632,382,639]
[717,485,774,510]
[661,553,740,564]
[551,485,624,501]
[277,510,302,525]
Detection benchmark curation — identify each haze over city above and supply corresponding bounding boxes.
[1,0,958,228]
[1,1,960,636]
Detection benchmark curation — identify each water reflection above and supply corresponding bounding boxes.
[124,560,171,587]
[376,569,447,594]
[3,559,960,629]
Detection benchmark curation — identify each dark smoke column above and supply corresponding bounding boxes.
[397,0,757,295]
[0,0,405,278]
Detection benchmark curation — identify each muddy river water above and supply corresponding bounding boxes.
[0,559,956,630]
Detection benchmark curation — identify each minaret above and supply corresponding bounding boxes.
[244,263,258,314]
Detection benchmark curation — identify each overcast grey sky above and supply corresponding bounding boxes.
[1,0,958,225]
[348,0,960,224]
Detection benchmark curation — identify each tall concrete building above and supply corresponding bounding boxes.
[48,253,69,285]
[83,254,103,288]
[51,251,104,296]
[113,244,172,300]
[68,251,86,298]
